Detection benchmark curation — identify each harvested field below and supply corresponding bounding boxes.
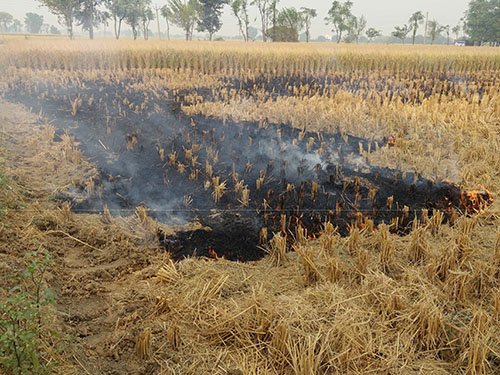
[0,40,499,374]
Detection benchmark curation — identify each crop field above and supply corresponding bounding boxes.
[0,39,500,374]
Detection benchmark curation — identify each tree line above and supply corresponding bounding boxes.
[1,0,498,44]
[0,12,60,34]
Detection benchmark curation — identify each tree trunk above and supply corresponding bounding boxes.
[117,19,122,39]
[306,29,309,43]
[185,28,189,40]
[89,0,94,40]
[272,3,276,42]
[155,8,161,39]
[166,19,170,40]
[114,15,118,39]
[209,32,213,41]
[261,12,266,42]
[236,17,245,41]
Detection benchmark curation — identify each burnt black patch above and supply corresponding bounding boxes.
[5,75,492,262]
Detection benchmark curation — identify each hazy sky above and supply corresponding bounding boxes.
[2,0,469,37]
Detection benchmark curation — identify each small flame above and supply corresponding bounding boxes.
[384,136,395,148]
[459,186,493,214]
[208,246,222,260]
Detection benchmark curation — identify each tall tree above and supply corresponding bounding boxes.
[324,0,355,43]
[465,0,500,44]
[76,0,109,39]
[123,0,144,39]
[251,0,271,42]
[452,24,461,41]
[0,12,13,34]
[37,0,79,39]
[25,13,44,33]
[427,19,444,44]
[408,11,424,45]
[108,0,128,39]
[351,14,366,43]
[268,7,302,42]
[10,19,23,32]
[164,0,200,40]
[365,27,381,42]
[277,8,303,32]
[197,0,228,40]
[140,1,154,40]
[231,0,250,41]
[300,7,316,43]
[392,24,411,44]
[248,25,258,39]
[443,24,450,44]
[269,0,279,42]
[160,4,171,39]
[154,5,161,39]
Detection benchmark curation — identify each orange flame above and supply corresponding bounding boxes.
[208,247,225,260]
[384,136,395,148]
[459,186,493,214]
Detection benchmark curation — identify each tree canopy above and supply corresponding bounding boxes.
[37,0,79,38]
[408,11,424,45]
[197,0,228,40]
[164,0,200,40]
[366,27,381,42]
[0,12,13,33]
[300,7,316,43]
[392,24,411,44]
[324,0,355,43]
[231,0,250,41]
[121,0,153,39]
[349,14,366,43]
[75,0,109,39]
[251,0,272,42]
[267,7,302,42]
[465,0,500,44]
[427,19,445,44]
[108,0,130,39]
[25,12,44,33]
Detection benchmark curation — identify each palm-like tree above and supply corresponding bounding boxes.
[408,11,424,45]
[428,19,445,45]
[163,0,200,40]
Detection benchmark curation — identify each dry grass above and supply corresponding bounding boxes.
[143,219,500,374]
